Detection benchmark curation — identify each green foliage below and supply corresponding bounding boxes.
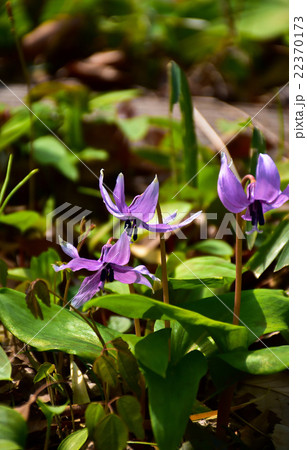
[0,345,11,381]
[0,405,28,449]
[85,403,106,438]
[58,429,89,450]
[116,396,145,440]
[93,414,128,450]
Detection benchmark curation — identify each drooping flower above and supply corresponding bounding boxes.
[53,232,158,308]
[218,152,289,233]
[99,170,201,238]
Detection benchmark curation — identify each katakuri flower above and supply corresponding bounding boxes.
[218,152,289,233]
[53,232,158,308]
[99,170,201,239]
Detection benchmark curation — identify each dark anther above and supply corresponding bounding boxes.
[100,268,107,282]
[256,200,265,226]
[108,267,114,282]
[132,225,138,242]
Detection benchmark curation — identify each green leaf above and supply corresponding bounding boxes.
[245,220,289,278]
[168,61,181,110]
[250,127,266,175]
[218,346,289,375]
[78,147,108,161]
[0,288,118,362]
[0,405,27,449]
[113,338,142,397]
[0,345,11,380]
[144,351,207,450]
[71,361,90,404]
[0,211,41,233]
[89,89,140,110]
[30,249,61,288]
[171,256,236,289]
[117,116,149,141]
[93,414,128,450]
[116,396,145,440]
[85,294,248,352]
[275,240,289,272]
[31,136,79,180]
[33,362,55,383]
[37,399,68,427]
[85,403,106,438]
[191,240,234,258]
[93,354,118,388]
[58,428,88,450]
[185,289,289,347]
[0,113,31,151]
[108,316,132,333]
[0,260,8,287]
[135,329,171,377]
[25,279,50,320]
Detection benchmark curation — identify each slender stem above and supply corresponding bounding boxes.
[233,213,243,325]
[156,203,170,329]
[70,305,106,349]
[0,154,13,207]
[129,284,141,337]
[0,169,39,215]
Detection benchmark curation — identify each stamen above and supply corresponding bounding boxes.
[256,200,265,226]
[108,267,114,282]
[100,268,107,282]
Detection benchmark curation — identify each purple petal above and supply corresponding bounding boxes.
[263,185,289,213]
[142,210,202,233]
[59,237,79,259]
[70,270,103,308]
[99,170,126,219]
[134,264,160,282]
[163,211,178,224]
[104,232,131,266]
[113,173,128,212]
[129,175,159,222]
[217,153,249,213]
[254,154,281,202]
[113,265,153,289]
[53,258,102,273]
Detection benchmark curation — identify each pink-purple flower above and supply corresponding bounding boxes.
[218,153,289,233]
[53,232,158,308]
[99,170,201,239]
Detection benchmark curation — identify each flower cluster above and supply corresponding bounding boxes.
[54,172,201,307]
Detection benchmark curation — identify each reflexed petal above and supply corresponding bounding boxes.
[113,173,128,212]
[104,232,131,266]
[129,175,159,222]
[99,170,125,218]
[59,237,79,259]
[217,153,249,213]
[142,210,202,233]
[134,264,160,282]
[53,258,102,272]
[113,265,153,289]
[254,154,281,202]
[241,208,252,221]
[263,185,289,213]
[163,211,178,224]
[71,270,103,308]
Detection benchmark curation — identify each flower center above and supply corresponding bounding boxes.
[100,264,114,283]
[249,200,265,228]
[124,219,138,241]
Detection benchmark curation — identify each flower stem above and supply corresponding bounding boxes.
[156,202,170,329]
[129,284,141,337]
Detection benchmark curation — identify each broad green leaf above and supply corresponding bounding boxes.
[135,328,171,377]
[185,289,289,347]
[171,256,236,289]
[71,361,90,404]
[117,396,144,440]
[0,345,11,380]
[93,414,128,450]
[85,403,106,438]
[7,268,32,282]
[144,351,207,450]
[191,240,233,258]
[31,136,79,180]
[218,346,289,375]
[0,405,28,449]
[0,288,118,361]
[93,354,118,388]
[85,294,248,352]
[275,241,289,272]
[37,399,68,427]
[245,220,289,278]
[58,428,88,450]
[0,211,41,233]
[108,316,132,333]
[78,147,108,161]
[33,362,55,383]
[0,260,8,287]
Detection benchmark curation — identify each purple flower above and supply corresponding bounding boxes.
[99,170,201,238]
[53,232,158,308]
[218,153,289,233]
